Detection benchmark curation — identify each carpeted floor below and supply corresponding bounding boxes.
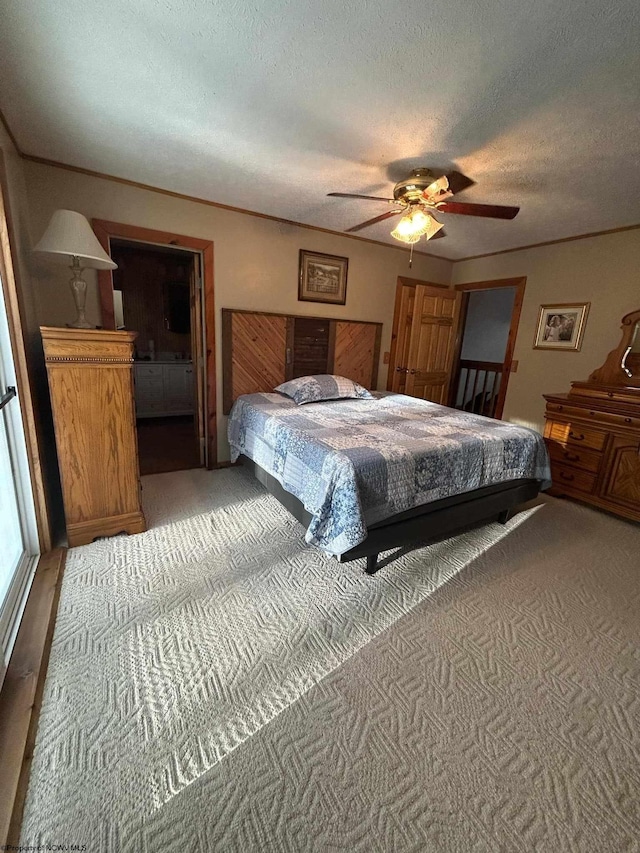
[20,468,640,852]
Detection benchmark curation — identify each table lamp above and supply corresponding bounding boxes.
[33,209,117,329]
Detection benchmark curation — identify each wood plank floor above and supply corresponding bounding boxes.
[136,416,201,475]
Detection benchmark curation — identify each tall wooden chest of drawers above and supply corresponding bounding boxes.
[42,326,147,546]
[543,309,640,523]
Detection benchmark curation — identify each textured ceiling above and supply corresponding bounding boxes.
[1,0,639,259]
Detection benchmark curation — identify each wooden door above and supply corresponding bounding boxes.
[404,284,462,404]
[598,435,640,514]
[331,321,380,389]
[189,253,206,464]
[389,283,417,393]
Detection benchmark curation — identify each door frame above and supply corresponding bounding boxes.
[450,277,526,420]
[92,220,216,467]
[387,276,449,390]
[0,154,50,552]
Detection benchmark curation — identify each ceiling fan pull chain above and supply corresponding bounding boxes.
[409,243,414,268]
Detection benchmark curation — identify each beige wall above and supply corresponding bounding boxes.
[0,127,39,347]
[1,125,68,544]
[23,156,638,465]
[23,160,452,459]
[452,228,640,433]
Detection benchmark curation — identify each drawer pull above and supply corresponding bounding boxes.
[560,471,575,481]
[625,418,632,423]
[564,452,580,462]
[569,431,585,441]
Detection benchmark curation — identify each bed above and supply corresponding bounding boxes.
[228,389,551,573]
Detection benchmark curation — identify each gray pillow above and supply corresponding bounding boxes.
[274,374,374,405]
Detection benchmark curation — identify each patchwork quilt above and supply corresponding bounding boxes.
[228,392,551,556]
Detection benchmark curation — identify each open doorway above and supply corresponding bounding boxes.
[110,240,201,475]
[92,220,216,468]
[450,277,525,419]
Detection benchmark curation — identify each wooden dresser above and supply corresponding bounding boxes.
[42,326,146,546]
[543,309,640,523]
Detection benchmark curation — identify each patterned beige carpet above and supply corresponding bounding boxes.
[20,468,640,852]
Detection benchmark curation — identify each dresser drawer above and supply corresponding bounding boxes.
[586,410,640,431]
[547,400,640,431]
[545,401,587,420]
[551,463,596,495]
[545,420,607,451]
[546,442,602,474]
[570,384,640,408]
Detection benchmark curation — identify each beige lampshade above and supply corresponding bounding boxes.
[33,209,117,270]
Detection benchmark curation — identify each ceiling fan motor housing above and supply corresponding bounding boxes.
[393,168,442,204]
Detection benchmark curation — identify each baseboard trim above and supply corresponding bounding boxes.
[0,547,66,847]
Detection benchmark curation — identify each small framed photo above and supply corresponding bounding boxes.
[298,250,348,305]
[534,302,590,351]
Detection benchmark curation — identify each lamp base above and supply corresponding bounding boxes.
[67,318,95,330]
[69,257,94,330]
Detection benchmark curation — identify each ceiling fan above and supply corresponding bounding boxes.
[328,168,519,247]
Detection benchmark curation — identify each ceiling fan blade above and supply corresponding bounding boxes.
[429,228,446,239]
[438,201,520,220]
[445,171,476,195]
[328,192,395,202]
[345,210,403,232]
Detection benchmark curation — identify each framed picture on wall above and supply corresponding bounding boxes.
[298,250,348,305]
[533,302,590,351]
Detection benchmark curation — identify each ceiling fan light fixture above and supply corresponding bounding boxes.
[423,211,445,240]
[390,222,422,243]
[407,207,431,234]
[390,207,444,243]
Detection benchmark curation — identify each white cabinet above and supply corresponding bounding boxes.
[164,364,194,411]
[134,362,195,418]
[134,364,164,416]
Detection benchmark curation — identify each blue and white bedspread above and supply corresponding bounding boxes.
[228,392,551,557]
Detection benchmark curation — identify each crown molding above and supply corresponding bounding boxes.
[451,222,640,263]
[4,108,638,267]
[19,153,448,262]
[0,107,21,154]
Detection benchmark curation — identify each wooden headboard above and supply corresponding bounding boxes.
[222,308,382,414]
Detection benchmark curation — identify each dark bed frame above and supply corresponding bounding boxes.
[240,455,542,574]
